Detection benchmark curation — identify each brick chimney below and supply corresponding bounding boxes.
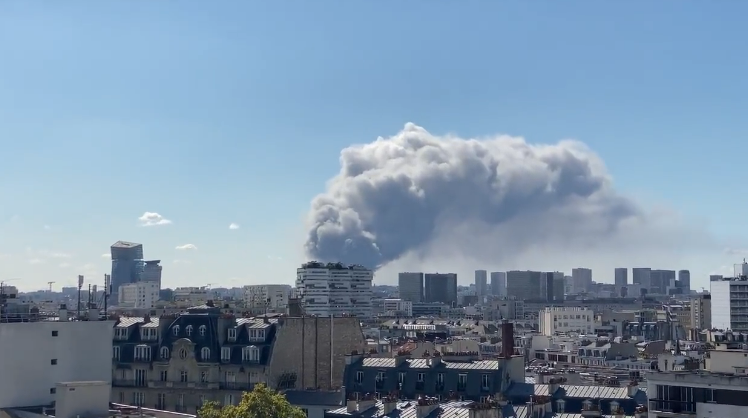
[416,396,439,418]
[626,380,639,397]
[382,395,398,415]
[501,320,514,357]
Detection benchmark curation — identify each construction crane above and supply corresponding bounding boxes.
[47,281,56,292]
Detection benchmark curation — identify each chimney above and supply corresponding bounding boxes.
[530,395,551,418]
[345,350,363,366]
[356,393,377,412]
[501,320,514,357]
[143,314,151,323]
[395,348,412,367]
[382,395,398,415]
[547,376,565,395]
[416,396,439,418]
[467,402,500,418]
[626,380,639,397]
[429,351,442,368]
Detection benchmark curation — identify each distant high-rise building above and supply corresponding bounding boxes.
[490,272,507,297]
[632,268,652,293]
[424,273,458,305]
[474,270,488,299]
[570,268,592,294]
[506,271,541,300]
[398,272,424,302]
[540,272,564,302]
[678,270,691,293]
[710,274,723,282]
[142,260,162,289]
[296,262,373,317]
[650,270,675,295]
[614,268,628,287]
[110,241,144,303]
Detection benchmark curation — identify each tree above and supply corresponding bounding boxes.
[198,384,306,418]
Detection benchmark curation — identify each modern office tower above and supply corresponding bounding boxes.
[110,241,144,303]
[650,270,675,295]
[552,273,565,301]
[614,268,628,287]
[142,260,163,289]
[296,262,373,317]
[506,270,542,300]
[424,273,458,305]
[490,272,507,297]
[570,268,592,294]
[711,276,748,331]
[474,270,488,299]
[678,270,691,293]
[540,272,555,302]
[398,272,424,302]
[632,268,652,293]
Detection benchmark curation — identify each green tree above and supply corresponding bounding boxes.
[197,384,306,418]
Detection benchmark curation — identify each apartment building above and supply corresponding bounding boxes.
[296,262,373,317]
[538,307,594,336]
[242,284,291,314]
[711,276,748,331]
[118,281,160,309]
[111,303,365,413]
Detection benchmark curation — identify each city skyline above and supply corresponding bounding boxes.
[3,2,748,290]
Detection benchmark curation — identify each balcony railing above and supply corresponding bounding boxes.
[649,399,696,414]
[219,382,255,391]
[113,380,148,388]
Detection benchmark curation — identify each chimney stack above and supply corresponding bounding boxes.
[501,320,514,357]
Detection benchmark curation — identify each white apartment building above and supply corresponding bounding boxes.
[172,286,211,304]
[0,316,115,408]
[383,298,413,316]
[711,276,748,331]
[538,306,594,336]
[296,262,373,317]
[243,284,291,313]
[118,281,160,309]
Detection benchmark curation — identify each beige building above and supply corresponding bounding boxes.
[690,294,712,331]
[111,303,365,413]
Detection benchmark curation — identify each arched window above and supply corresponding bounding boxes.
[199,325,207,336]
[179,348,188,359]
[201,347,211,361]
[160,347,170,360]
[185,325,193,336]
[173,325,180,336]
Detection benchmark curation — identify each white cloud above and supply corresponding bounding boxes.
[59,262,72,268]
[28,258,45,265]
[176,244,197,251]
[39,250,71,259]
[138,212,172,227]
[229,223,240,230]
[267,255,283,261]
[102,253,111,259]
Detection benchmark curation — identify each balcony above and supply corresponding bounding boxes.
[649,399,696,414]
[113,380,147,388]
[219,382,255,391]
[174,406,189,413]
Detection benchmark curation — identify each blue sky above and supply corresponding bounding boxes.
[1,1,747,291]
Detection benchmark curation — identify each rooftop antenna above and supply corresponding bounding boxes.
[47,281,55,293]
[77,275,84,319]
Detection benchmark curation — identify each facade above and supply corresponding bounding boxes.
[650,269,675,295]
[614,268,627,287]
[690,294,712,331]
[474,270,487,299]
[506,271,541,300]
[111,308,365,412]
[424,273,458,305]
[0,318,115,409]
[711,276,748,331]
[296,262,373,317]
[569,268,592,294]
[173,287,211,304]
[142,260,163,289]
[110,241,145,303]
[382,299,413,316]
[118,281,160,309]
[242,284,291,314]
[538,307,594,336]
[678,269,691,294]
[490,272,506,297]
[632,267,651,290]
[397,272,424,302]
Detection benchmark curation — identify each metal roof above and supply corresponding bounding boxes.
[360,358,501,371]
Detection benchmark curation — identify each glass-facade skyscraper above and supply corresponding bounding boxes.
[110,241,145,302]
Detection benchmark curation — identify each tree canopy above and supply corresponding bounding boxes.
[198,384,306,418]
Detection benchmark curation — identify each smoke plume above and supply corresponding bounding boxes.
[303,123,691,271]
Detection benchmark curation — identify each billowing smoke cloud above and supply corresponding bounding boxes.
[303,123,689,270]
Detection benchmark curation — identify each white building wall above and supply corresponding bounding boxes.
[538,307,594,336]
[296,265,373,317]
[243,284,291,311]
[173,287,210,304]
[0,320,114,408]
[382,299,413,316]
[711,280,732,330]
[118,281,159,309]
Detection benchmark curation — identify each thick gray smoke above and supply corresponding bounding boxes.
[303,123,646,269]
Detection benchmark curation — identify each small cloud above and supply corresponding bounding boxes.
[229,223,240,230]
[102,253,111,259]
[176,244,197,251]
[173,259,192,265]
[39,250,71,259]
[267,255,283,261]
[28,258,45,265]
[59,262,72,268]
[138,212,172,227]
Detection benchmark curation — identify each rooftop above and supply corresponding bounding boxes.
[111,241,142,249]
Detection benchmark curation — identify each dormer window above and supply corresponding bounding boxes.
[249,329,266,342]
[115,328,128,340]
[134,345,151,361]
[242,346,260,362]
[221,347,231,362]
[186,325,193,336]
[140,328,157,341]
[201,347,211,361]
[173,325,180,336]
[199,325,206,336]
[228,328,237,342]
[556,399,565,413]
[160,347,170,360]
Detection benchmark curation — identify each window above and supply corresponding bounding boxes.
[481,374,490,391]
[355,371,364,383]
[51,359,57,365]
[185,325,193,336]
[135,345,151,361]
[228,328,237,341]
[556,399,565,413]
[242,346,260,362]
[115,328,128,339]
[160,347,169,360]
[199,395,207,405]
[201,371,209,383]
[398,372,405,384]
[119,392,125,403]
[201,347,211,361]
[458,374,467,391]
[157,393,166,409]
[221,347,231,362]
[50,388,56,394]
[417,373,424,382]
[180,370,188,383]
[133,392,144,407]
[178,394,184,408]
[160,370,168,381]
[113,346,120,360]
[173,325,180,336]
[52,331,58,337]
[224,394,234,406]
[179,348,188,359]
[199,325,206,336]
